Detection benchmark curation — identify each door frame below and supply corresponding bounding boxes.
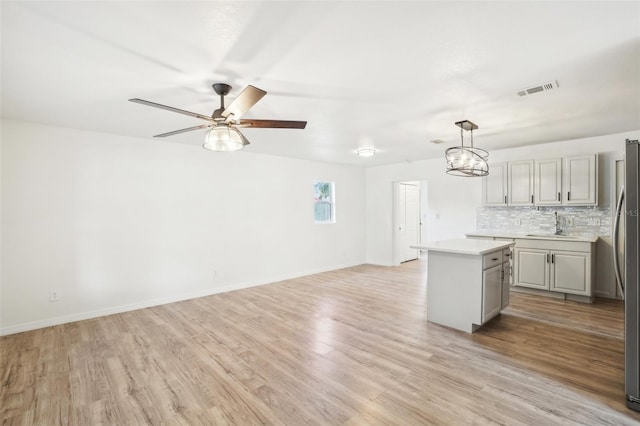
[392,180,425,266]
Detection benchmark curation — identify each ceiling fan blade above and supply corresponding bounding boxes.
[129,98,214,122]
[238,130,251,146]
[221,85,267,120]
[153,124,212,138]
[238,119,307,129]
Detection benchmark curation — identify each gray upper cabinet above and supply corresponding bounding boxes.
[564,155,598,205]
[482,162,508,206]
[508,160,534,206]
[535,158,563,205]
[484,155,598,207]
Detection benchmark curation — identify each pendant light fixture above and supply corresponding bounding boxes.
[445,120,489,177]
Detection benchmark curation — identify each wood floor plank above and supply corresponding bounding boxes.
[2,258,640,425]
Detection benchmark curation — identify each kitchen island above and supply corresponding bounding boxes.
[412,239,514,333]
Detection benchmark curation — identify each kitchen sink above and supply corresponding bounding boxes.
[525,234,577,239]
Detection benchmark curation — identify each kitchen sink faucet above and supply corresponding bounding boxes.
[555,211,563,235]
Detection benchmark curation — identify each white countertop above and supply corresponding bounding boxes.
[411,239,514,255]
[465,232,599,243]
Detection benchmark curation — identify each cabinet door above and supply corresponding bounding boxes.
[514,248,549,290]
[501,261,510,309]
[535,159,562,205]
[550,251,591,295]
[508,160,534,206]
[564,155,597,205]
[497,240,514,286]
[483,162,508,206]
[482,264,503,323]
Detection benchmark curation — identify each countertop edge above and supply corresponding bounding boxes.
[465,232,599,243]
[411,240,514,256]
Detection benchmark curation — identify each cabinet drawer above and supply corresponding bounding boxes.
[502,248,512,260]
[483,251,503,269]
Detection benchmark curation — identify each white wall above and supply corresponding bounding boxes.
[365,130,639,266]
[1,119,366,335]
[366,160,482,265]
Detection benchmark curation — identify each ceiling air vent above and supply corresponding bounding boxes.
[517,80,559,97]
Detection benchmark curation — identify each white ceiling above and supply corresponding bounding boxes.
[2,1,639,166]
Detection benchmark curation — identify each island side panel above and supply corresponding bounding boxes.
[426,251,483,333]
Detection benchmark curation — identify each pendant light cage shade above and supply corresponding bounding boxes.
[203,126,245,152]
[445,146,489,176]
[445,120,489,177]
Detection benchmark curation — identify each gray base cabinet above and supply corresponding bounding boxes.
[551,251,591,294]
[514,239,594,297]
[515,248,549,290]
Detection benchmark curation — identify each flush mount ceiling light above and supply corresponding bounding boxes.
[445,120,489,177]
[356,148,376,157]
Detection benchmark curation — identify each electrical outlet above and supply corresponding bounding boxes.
[49,291,59,302]
[588,218,601,226]
[567,217,574,226]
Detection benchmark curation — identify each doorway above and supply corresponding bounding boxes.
[393,181,425,264]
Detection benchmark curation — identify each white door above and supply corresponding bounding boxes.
[399,184,407,262]
[404,184,420,262]
[399,183,420,262]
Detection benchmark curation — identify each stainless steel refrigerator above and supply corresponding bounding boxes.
[615,139,640,411]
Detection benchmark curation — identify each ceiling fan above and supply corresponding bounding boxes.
[129,83,307,151]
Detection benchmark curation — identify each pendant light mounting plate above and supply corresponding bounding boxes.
[455,120,478,131]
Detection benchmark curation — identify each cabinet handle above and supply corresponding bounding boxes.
[505,252,511,257]
[568,191,571,201]
[551,254,555,263]
[504,195,507,204]
[558,192,561,202]
[492,257,499,261]
[531,194,534,203]
[546,253,550,263]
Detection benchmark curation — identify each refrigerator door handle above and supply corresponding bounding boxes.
[614,185,625,299]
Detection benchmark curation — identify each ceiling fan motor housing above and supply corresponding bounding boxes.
[212,83,232,96]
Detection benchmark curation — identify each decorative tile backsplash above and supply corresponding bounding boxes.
[477,206,612,237]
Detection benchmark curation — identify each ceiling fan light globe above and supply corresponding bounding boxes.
[203,126,244,152]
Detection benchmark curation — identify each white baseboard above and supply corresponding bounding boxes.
[0,260,364,336]
[365,258,395,267]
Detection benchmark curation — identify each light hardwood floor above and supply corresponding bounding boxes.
[2,259,640,425]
